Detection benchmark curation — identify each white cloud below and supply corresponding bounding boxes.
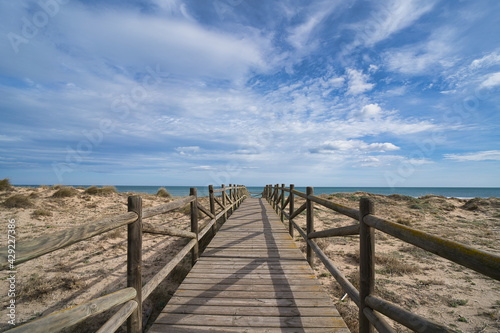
[384,28,456,75]
[480,72,500,88]
[176,146,200,155]
[190,165,215,170]
[355,0,436,46]
[346,69,374,95]
[353,103,383,119]
[444,150,500,162]
[287,1,341,50]
[310,140,400,154]
[368,64,379,73]
[470,52,500,70]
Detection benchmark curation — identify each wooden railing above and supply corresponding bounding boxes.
[1,184,247,333]
[263,184,500,333]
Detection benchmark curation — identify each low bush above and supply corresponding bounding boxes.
[85,185,117,196]
[0,178,12,191]
[157,187,172,198]
[3,194,33,208]
[52,187,78,198]
[32,209,52,218]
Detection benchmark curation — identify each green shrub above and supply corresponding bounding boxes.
[3,194,33,208]
[0,178,12,191]
[52,187,78,198]
[157,187,172,198]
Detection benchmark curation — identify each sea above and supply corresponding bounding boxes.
[16,185,500,199]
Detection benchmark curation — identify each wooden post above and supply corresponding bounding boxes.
[359,197,375,333]
[280,184,285,223]
[190,187,199,266]
[127,196,142,333]
[209,185,216,234]
[229,184,233,216]
[306,187,314,268]
[289,184,295,238]
[221,184,227,223]
[274,184,280,214]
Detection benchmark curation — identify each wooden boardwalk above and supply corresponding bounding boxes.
[149,198,350,332]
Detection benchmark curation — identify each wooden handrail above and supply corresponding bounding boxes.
[365,296,454,333]
[96,300,138,333]
[142,195,195,219]
[264,183,499,333]
[0,211,138,269]
[5,185,248,333]
[7,288,136,333]
[364,214,500,280]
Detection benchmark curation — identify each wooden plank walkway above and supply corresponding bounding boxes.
[149,198,350,332]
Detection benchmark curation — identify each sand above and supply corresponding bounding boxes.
[0,186,499,332]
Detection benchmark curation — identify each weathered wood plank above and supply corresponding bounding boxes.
[0,211,138,269]
[167,296,335,307]
[154,314,347,328]
[174,290,331,299]
[162,304,340,317]
[149,325,350,333]
[7,288,136,333]
[96,300,137,333]
[175,284,323,292]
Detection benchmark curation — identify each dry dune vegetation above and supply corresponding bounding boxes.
[0,182,499,332]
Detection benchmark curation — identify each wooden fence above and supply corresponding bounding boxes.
[1,184,247,333]
[263,184,500,333]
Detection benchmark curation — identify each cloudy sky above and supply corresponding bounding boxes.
[1,0,499,187]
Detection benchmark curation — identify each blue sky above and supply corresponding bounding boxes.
[1,0,499,187]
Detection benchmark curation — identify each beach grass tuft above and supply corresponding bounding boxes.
[52,186,78,198]
[3,194,33,208]
[157,187,172,198]
[85,185,117,196]
[0,178,12,191]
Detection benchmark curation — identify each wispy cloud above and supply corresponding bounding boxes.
[444,151,500,162]
[359,0,437,47]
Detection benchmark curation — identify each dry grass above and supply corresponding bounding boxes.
[3,194,33,208]
[0,178,12,191]
[31,209,52,218]
[52,186,79,198]
[85,185,117,196]
[157,187,172,198]
[18,273,84,302]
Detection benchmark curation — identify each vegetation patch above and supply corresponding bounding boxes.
[84,185,117,196]
[3,194,33,208]
[32,209,52,218]
[157,187,172,198]
[52,186,78,198]
[0,178,12,191]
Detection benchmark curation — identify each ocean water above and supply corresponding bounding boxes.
[17,185,500,199]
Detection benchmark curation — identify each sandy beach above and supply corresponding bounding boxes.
[1,185,499,332]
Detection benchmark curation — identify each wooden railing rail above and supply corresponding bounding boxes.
[4,184,247,333]
[264,184,500,333]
